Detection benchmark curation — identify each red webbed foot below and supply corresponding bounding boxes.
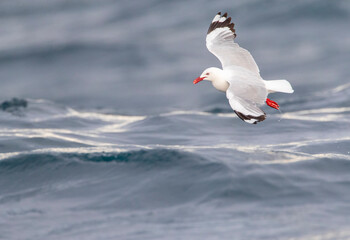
[266,98,279,110]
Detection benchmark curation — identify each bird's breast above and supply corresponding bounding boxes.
[212,79,229,92]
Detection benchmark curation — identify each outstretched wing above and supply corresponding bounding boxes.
[225,68,267,124]
[227,93,266,124]
[206,12,260,74]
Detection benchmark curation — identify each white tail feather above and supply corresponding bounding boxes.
[264,80,294,93]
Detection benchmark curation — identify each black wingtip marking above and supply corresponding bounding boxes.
[207,12,236,37]
[234,111,266,124]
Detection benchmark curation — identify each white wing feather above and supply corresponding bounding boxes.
[225,67,267,124]
[206,13,260,75]
[227,95,266,124]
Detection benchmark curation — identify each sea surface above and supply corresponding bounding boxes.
[1,0,350,239]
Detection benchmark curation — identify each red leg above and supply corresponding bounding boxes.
[266,98,279,110]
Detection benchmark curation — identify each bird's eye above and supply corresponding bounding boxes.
[206,73,210,75]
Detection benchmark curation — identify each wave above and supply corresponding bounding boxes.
[0,149,233,208]
[0,98,28,115]
[2,147,350,209]
[1,97,350,210]
[0,148,222,172]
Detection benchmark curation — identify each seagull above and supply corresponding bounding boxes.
[194,12,294,124]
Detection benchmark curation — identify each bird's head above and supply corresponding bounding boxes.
[193,67,219,84]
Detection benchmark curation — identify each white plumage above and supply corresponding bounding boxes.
[194,12,294,124]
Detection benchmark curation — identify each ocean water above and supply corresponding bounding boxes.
[1,0,350,239]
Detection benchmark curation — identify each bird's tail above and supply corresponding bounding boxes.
[264,80,294,93]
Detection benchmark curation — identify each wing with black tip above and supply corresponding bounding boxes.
[206,12,260,75]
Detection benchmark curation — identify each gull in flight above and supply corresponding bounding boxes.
[194,12,294,124]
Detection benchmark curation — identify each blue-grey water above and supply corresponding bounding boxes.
[1,0,350,239]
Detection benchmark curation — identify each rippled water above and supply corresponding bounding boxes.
[1,0,350,239]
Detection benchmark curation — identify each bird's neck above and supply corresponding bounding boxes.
[211,68,229,92]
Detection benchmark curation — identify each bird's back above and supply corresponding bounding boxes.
[224,66,267,105]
